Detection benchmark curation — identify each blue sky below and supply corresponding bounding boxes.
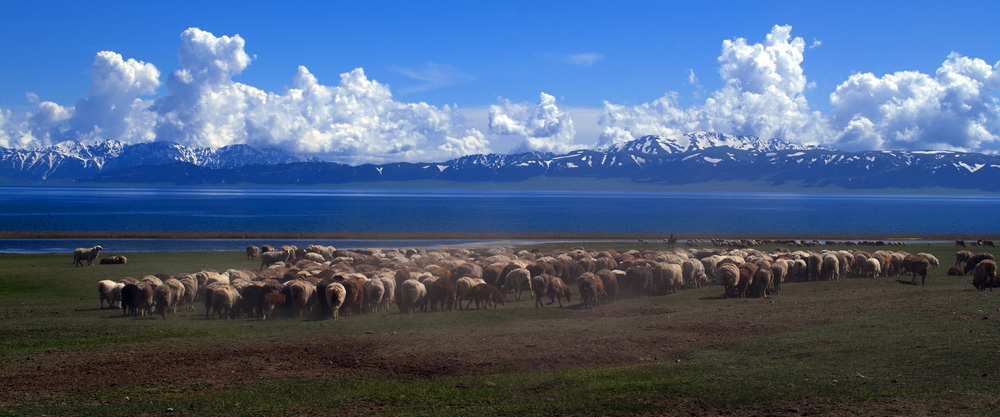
[1,1,998,163]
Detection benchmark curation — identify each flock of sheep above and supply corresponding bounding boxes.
[92,242,999,320]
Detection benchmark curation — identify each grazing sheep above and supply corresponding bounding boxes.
[108,283,125,310]
[178,275,198,311]
[770,260,788,293]
[261,293,286,320]
[972,260,998,291]
[964,253,997,275]
[715,263,740,298]
[530,275,548,308]
[73,245,103,267]
[916,253,940,268]
[909,257,931,285]
[682,259,708,289]
[120,284,141,317]
[426,278,456,312]
[956,250,974,266]
[751,265,772,298]
[162,278,186,314]
[807,253,822,281]
[820,254,840,281]
[455,277,486,309]
[624,266,654,298]
[595,269,618,304]
[947,266,964,276]
[736,263,757,299]
[98,280,116,309]
[862,258,881,278]
[378,276,396,313]
[468,283,505,309]
[543,275,571,308]
[287,280,318,318]
[577,273,606,308]
[153,284,174,319]
[504,268,533,301]
[246,245,260,260]
[260,250,293,270]
[210,285,241,319]
[325,282,347,319]
[655,263,684,295]
[363,279,386,313]
[137,283,154,317]
[397,279,427,314]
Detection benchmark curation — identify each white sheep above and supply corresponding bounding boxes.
[378,276,396,313]
[917,253,940,268]
[363,279,386,313]
[325,282,347,319]
[153,284,174,319]
[657,262,683,294]
[287,280,317,318]
[74,245,103,267]
[504,268,532,300]
[682,259,707,288]
[98,280,116,309]
[163,278,186,314]
[260,250,293,270]
[210,285,241,319]
[863,258,881,278]
[398,279,427,314]
[109,282,125,310]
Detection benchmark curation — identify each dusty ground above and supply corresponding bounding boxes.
[0,280,902,405]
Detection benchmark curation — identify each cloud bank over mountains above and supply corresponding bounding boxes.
[1,25,999,164]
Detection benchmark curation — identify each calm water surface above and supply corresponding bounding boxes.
[1,185,997,252]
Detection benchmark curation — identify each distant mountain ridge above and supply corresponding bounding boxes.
[2,132,999,191]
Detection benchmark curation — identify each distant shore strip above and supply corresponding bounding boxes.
[0,230,994,242]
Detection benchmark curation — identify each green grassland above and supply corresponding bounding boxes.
[1,242,999,416]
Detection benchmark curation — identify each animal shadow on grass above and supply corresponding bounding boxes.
[896,279,918,286]
[699,295,727,300]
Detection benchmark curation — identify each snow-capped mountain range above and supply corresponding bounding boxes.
[2,132,998,191]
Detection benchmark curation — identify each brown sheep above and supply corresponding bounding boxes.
[246,245,260,260]
[261,293,286,320]
[947,266,964,276]
[909,257,931,285]
[964,253,996,275]
[595,269,618,304]
[955,250,974,266]
[543,275,572,308]
[972,260,998,291]
[577,273,606,308]
[468,283,505,309]
[624,266,653,298]
[737,263,758,299]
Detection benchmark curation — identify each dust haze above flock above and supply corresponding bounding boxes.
[1,25,999,165]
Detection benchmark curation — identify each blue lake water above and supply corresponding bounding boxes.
[1,185,998,252]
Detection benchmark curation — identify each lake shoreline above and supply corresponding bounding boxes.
[0,230,986,242]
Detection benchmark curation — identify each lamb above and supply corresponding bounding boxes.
[99,256,127,265]
[504,268,533,300]
[972,259,998,291]
[467,283,505,309]
[397,279,427,314]
[325,282,347,319]
[73,245,103,267]
[947,266,964,276]
[261,293,286,320]
[98,280,116,309]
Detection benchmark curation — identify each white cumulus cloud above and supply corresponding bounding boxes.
[489,92,580,153]
[598,25,830,148]
[0,27,489,164]
[829,52,1000,151]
